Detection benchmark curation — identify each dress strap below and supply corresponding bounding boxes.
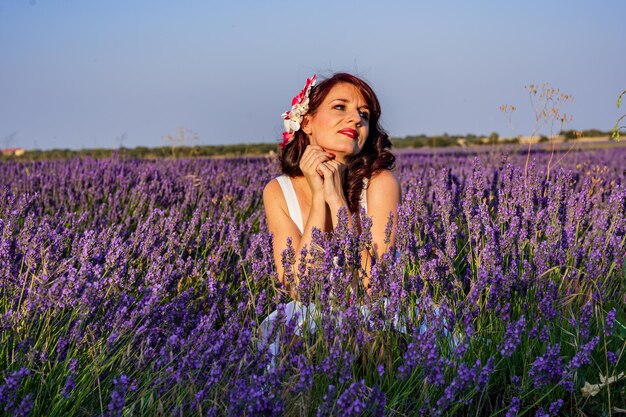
[276,175,304,234]
[359,178,368,213]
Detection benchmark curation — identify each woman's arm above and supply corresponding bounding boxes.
[361,169,401,288]
[263,180,324,296]
[263,146,337,296]
[317,159,349,229]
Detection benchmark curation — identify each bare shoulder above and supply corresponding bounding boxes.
[365,170,401,217]
[368,170,401,197]
[263,178,287,210]
[263,178,281,200]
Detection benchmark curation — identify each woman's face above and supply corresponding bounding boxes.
[303,82,370,162]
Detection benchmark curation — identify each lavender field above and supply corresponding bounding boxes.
[0,146,625,416]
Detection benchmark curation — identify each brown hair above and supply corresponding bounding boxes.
[279,73,395,212]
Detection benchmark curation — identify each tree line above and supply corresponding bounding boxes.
[1,130,615,161]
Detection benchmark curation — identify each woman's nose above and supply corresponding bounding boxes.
[346,109,362,125]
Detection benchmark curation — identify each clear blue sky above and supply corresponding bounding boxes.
[1,0,624,150]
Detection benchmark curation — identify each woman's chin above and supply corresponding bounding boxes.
[330,150,353,163]
[327,143,360,158]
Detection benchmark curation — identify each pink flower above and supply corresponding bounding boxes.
[280,74,316,148]
[280,131,294,149]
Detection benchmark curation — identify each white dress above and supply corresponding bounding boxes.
[257,176,366,366]
[257,175,451,368]
[275,174,368,233]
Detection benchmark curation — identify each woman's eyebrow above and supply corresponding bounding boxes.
[331,98,370,109]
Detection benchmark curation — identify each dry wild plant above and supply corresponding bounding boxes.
[612,90,625,141]
[500,83,575,182]
[162,126,200,158]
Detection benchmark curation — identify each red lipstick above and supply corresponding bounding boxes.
[339,128,358,139]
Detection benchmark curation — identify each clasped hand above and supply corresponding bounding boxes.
[299,145,347,208]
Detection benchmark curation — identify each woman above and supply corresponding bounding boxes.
[258,73,404,368]
[263,73,401,296]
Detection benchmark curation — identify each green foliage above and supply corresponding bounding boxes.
[560,129,612,140]
[1,129,623,163]
[0,143,279,162]
[391,133,495,148]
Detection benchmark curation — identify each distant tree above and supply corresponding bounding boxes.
[561,130,579,140]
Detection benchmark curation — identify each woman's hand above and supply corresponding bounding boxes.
[318,159,348,209]
[299,145,334,196]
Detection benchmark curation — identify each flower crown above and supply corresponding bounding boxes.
[280,74,317,148]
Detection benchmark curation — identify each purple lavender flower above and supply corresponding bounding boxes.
[377,363,385,378]
[316,384,337,417]
[499,316,526,357]
[335,380,368,417]
[61,375,76,399]
[577,301,594,340]
[607,350,618,365]
[0,368,31,413]
[0,146,625,416]
[291,354,314,393]
[528,344,565,389]
[504,396,521,417]
[604,308,617,337]
[367,385,387,417]
[568,336,600,371]
[107,375,130,417]
[12,393,34,417]
[476,357,495,390]
[548,398,564,415]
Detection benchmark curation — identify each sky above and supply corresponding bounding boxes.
[1,0,625,150]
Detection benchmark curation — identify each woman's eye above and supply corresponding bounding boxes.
[360,111,370,121]
[334,104,345,110]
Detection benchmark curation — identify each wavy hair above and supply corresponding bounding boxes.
[279,73,395,212]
